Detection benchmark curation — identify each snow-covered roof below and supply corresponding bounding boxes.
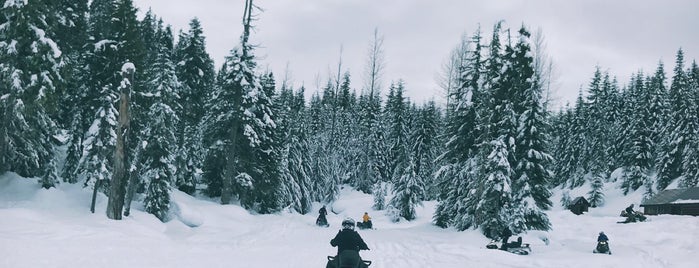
[642,187,699,205]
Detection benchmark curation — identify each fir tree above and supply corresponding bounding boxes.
[0,0,62,186]
[173,18,215,195]
[587,174,605,207]
[390,157,424,221]
[140,25,180,220]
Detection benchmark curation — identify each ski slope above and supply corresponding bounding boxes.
[1,172,698,268]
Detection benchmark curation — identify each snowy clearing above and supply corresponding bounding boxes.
[1,173,697,268]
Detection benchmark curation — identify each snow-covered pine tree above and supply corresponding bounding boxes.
[412,101,441,200]
[621,73,654,195]
[372,182,387,210]
[173,18,215,195]
[433,29,484,229]
[386,80,410,183]
[140,25,180,221]
[511,26,552,231]
[51,0,89,128]
[390,156,424,221]
[587,174,605,207]
[680,61,699,188]
[0,0,62,186]
[656,50,690,190]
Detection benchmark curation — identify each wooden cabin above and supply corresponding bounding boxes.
[640,187,699,216]
[568,196,590,215]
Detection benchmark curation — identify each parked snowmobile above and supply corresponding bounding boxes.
[593,241,612,254]
[486,237,531,255]
[327,250,372,268]
[618,210,647,223]
[356,220,373,230]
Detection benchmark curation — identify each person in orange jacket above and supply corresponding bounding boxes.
[360,212,372,229]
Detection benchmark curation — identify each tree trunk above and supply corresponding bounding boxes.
[106,64,134,220]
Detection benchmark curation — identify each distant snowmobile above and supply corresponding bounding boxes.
[486,237,532,255]
[593,241,612,255]
[618,210,647,224]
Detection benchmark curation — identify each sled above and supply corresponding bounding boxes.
[327,250,372,268]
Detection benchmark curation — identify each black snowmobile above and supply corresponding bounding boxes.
[327,250,372,268]
[356,220,373,230]
[486,237,532,255]
[593,241,612,254]
[617,210,647,224]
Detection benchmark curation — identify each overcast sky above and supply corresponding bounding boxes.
[132,0,699,109]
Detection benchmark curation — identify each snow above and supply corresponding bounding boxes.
[1,174,698,268]
[672,199,699,204]
[121,62,136,73]
[31,26,62,58]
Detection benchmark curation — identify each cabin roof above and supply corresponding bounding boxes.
[642,187,699,206]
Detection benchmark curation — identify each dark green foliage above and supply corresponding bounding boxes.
[0,0,61,185]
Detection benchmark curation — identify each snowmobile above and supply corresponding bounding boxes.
[593,241,612,254]
[327,250,372,268]
[316,215,330,227]
[356,220,373,230]
[486,237,532,255]
[617,210,647,223]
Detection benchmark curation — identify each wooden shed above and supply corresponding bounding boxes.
[568,196,590,215]
[640,187,699,216]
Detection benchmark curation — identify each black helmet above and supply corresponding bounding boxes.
[342,217,355,230]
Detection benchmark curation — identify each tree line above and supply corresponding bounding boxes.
[1,1,697,238]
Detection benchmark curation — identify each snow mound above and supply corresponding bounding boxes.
[169,190,204,227]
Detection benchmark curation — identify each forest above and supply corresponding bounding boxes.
[1,0,698,239]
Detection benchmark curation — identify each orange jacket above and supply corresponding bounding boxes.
[363,213,371,222]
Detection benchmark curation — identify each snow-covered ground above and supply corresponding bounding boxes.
[1,172,698,268]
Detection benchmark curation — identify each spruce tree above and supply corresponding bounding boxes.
[173,18,215,195]
[0,0,62,186]
[140,25,179,221]
[390,157,424,221]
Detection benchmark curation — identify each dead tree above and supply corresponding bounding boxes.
[106,63,135,220]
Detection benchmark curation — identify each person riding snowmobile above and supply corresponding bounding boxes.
[326,218,370,268]
[594,231,611,254]
[317,205,329,227]
[500,227,513,250]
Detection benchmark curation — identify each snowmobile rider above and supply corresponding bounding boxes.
[317,205,329,226]
[319,205,328,218]
[625,204,635,214]
[362,212,372,228]
[500,227,513,250]
[326,218,370,268]
[597,231,609,242]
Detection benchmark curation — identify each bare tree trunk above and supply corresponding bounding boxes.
[123,155,139,216]
[106,64,134,220]
[90,179,100,213]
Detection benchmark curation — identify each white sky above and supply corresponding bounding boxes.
[132,0,699,109]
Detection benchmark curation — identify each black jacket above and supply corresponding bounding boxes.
[319,207,327,216]
[330,229,369,255]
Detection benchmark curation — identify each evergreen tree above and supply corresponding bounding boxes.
[0,0,62,186]
[587,174,605,207]
[621,73,654,195]
[140,25,180,220]
[656,49,690,190]
[173,18,215,195]
[511,27,552,231]
[390,157,424,221]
